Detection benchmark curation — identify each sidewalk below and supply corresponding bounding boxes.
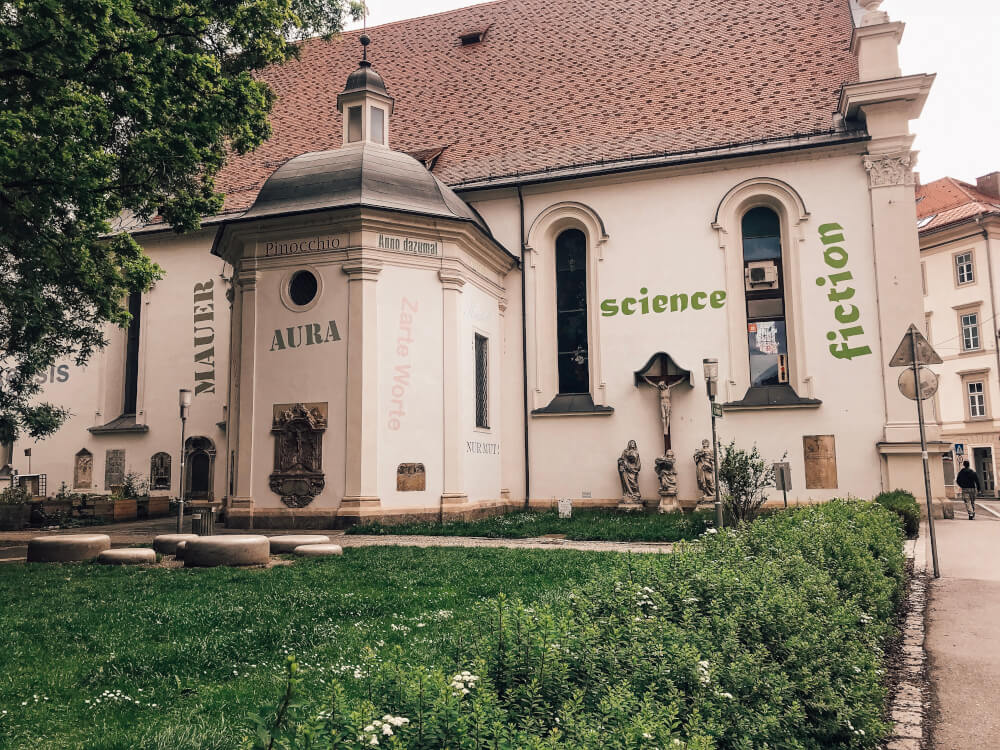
[925,503,1000,748]
[0,516,674,561]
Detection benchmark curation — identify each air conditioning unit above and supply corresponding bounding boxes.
[745,260,779,291]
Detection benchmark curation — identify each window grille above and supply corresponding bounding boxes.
[962,312,980,351]
[968,381,986,418]
[956,252,975,285]
[474,334,489,428]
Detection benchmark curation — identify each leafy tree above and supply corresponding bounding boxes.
[717,440,782,523]
[0,0,362,443]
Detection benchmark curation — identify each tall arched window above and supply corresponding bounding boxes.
[555,228,589,394]
[742,207,788,387]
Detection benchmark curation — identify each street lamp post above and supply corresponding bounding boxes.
[177,389,192,533]
[703,358,723,529]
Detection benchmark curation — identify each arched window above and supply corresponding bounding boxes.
[555,228,589,394]
[742,207,788,387]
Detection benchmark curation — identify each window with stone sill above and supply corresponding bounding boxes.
[956,251,975,286]
[961,312,981,352]
[968,381,987,419]
[742,207,790,389]
[555,228,589,395]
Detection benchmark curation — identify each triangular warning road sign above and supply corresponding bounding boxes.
[890,324,943,367]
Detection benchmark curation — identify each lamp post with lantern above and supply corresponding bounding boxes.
[177,388,192,533]
[703,358,724,529]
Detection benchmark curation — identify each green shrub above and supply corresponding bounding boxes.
[253,501,905,749]
[0,484,31,505]
[874,489,920,538]
[717,440,784,523]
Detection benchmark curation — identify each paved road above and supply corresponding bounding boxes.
[0,516,674,561]
[926,502,1000,748]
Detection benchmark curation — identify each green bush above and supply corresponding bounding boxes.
[874,489,920,538]
[253,501,905,749]
[0,484,31,505]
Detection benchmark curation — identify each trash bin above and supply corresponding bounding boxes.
[191,508,216,536]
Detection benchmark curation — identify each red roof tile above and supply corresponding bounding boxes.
[216,0,860,213]
[916,177,1000,233]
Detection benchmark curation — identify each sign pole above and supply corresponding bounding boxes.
[911,327,940,578]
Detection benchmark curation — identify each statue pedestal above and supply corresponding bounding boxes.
[617,497,644,512]
[657,491,680,514]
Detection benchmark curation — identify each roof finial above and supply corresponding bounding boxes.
[360,2,369,61]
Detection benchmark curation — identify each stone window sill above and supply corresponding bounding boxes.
[531,393,614,417]
[723,385,822,411]
[88,414,150,435]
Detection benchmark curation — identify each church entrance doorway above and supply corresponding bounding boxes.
[184,436,216,501]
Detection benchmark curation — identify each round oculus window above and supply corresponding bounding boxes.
[288,270,319,307]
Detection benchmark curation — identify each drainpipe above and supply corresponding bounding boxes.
[518,186,531,510]
[980,221,1000,496]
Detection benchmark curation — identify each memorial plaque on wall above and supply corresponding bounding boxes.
[74,449,93,489]
[269,403,328,508]
[397,463,426,491]
[105,449,125,489]
[803,435,838,489]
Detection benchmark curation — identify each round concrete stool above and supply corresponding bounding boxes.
[27,534,111,563]
[152,534,199,555]
[293,543,344,557]
[174,540,189,560]
[269,535,332,554]
[184,535,270,567]
[97,548,156,565]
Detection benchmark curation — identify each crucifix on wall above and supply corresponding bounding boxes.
[634,353,693,453]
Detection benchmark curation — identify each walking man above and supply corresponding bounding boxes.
[955,460,981,520]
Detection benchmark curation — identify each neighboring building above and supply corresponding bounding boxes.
[5,0,947,526]
[917,172,1000,496]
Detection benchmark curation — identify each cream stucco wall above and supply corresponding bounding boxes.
[14,229,230,500]
[470,147,889,506]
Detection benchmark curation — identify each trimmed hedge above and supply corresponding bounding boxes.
[254,501,905,749]
[875,489,921,538]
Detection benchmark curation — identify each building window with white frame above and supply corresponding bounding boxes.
[961,311,981,351]
[956,252,975,285]
[555,228,589,394]
[968,380,987,419]
[474,333,489,429]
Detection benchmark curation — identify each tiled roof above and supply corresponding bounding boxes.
[215,0,859,213]
[916,177,1000,233]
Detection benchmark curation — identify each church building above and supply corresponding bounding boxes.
[4,0,948,527]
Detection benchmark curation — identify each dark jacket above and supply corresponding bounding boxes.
[956,467,982,491]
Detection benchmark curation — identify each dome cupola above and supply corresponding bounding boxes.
[337,35,395,148]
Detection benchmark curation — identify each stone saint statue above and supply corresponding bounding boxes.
[617,440,642,508]
[642,376,682,441]
[654,450,679,514]
[694,439,716,499]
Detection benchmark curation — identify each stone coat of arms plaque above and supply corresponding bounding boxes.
[269,403,328,508]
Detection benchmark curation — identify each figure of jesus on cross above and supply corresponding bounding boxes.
[641,374,685,453]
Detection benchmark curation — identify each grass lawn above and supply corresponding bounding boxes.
[347,508,714,541]
[0,547,607,750]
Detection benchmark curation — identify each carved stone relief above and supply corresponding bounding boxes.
[74,449,93,489]
[104,449,125,490]
[863,153,914,188]
[150,452,171,490]
[397,463,426,492]
[269,403,327,508]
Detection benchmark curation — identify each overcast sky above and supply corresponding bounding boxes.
[347,0,999,185]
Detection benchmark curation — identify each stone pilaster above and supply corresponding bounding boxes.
[232,268,258,503]
[341,258,382,512]
[440,267,468,507]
